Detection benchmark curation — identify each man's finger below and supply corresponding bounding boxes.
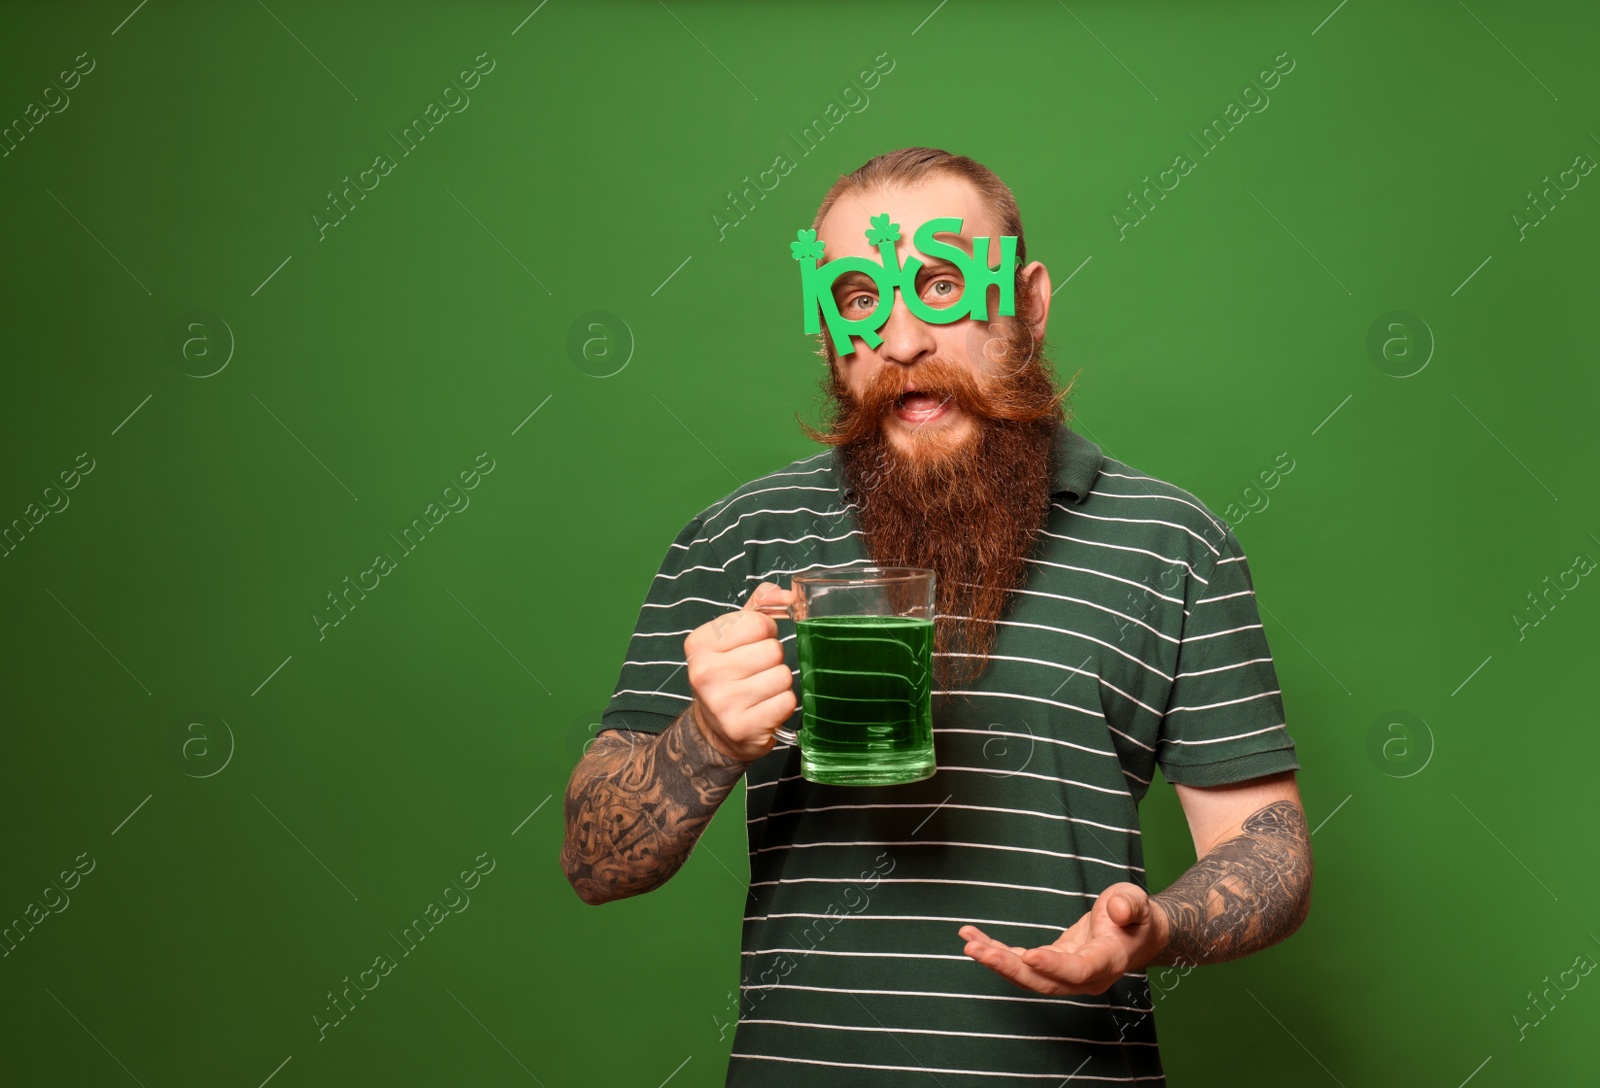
[743,581,793,612]
[1106,890,1148,928]
[958,926,1026,955]
[961,939,1074,996]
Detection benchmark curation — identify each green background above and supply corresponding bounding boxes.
[3,0,1596,1084]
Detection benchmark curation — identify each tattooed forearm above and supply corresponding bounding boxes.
[560,702,749,906]
[1148,800,1312,967]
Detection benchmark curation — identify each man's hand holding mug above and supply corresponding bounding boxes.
[684,582,799,764]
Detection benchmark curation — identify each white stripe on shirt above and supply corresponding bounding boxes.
[1052,505,1222,557]
[727,1052,1167,1081]
[740,980,1152,1013]
[1160,723,1287,746]
[751,838,1143,873]
[748,800,1140,836]
[747,875,1094,900]
[1164,689,1281,714]
[1034,530,1211,585]
[736,1016,1158,1046]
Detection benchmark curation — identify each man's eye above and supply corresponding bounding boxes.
[842,293,878,315]
[924,278,963,306]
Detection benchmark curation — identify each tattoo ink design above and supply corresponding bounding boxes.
[560,703,748,905]
[1149,799,1312,966]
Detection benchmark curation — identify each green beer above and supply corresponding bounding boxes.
[794,615,935,786]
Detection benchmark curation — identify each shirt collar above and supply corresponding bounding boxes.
[828,420,1102,504]
[1053,422,1102,504]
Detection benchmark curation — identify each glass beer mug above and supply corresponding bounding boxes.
[753,567,936,786]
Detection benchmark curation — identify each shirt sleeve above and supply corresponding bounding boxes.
[600,510,743,735]
[1156,525,1299,787]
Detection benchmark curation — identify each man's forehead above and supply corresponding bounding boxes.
[818,183,1002,261]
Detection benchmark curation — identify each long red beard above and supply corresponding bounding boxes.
[801,335,1072,688]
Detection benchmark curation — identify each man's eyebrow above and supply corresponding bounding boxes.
[830,271,877,289]
[829,255,963,289]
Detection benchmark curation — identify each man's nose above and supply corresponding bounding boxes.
[874,290,936,367]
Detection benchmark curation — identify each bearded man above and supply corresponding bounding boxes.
[562,147,1312,1086]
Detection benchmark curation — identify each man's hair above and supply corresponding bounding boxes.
[809,147,1034,365]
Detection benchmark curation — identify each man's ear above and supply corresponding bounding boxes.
[1019,260,1051,345]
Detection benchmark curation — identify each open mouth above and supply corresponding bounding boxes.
[895,391,950,424]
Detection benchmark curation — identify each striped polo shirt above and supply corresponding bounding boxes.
[600,421,1299,1086]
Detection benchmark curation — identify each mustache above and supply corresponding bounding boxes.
[800,352,1067,449]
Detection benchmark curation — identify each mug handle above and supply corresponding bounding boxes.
[750,601,799,746]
